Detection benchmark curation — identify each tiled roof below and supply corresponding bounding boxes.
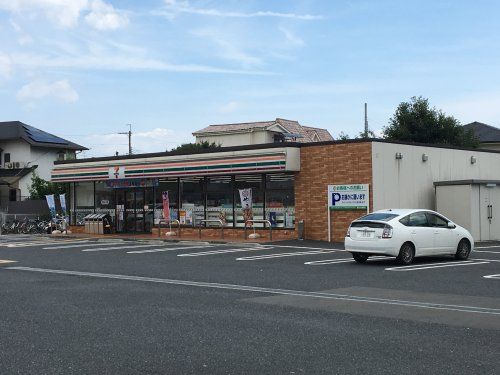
[193,118,333,143]
[463,121,500,143]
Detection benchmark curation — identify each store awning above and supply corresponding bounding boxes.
[51,147,300,182]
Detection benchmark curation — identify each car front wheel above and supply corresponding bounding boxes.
[352,252,369,263]
[455,239,471,260]
[397,243,415,265]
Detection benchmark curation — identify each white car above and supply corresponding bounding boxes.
[344,209,474,265]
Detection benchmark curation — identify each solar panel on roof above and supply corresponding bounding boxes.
[23,124,68,145]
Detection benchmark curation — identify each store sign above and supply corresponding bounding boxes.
[105,178,159,189]
[328,184,369,210]
[108,166,125,179]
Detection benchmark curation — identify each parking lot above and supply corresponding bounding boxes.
[1,235,499,374]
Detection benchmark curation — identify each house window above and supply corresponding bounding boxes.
[4,153,10,163]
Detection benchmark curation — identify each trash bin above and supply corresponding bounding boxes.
[84,214,96,234]
[298,220,305,240]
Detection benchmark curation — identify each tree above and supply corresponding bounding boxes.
[356,130,376,139]
[28,172,68,200]
[383,96,479,147]
[337,131,351,140]
[169,141,222,153]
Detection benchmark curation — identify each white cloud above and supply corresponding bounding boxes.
[85,0,129,30]
[81,127,193,156]
[158,0,323,20]
[0,0,128,30]
[8,51,272,75]
[0,53,12,78]
[218,101,240,113]
[0,0,89,28]
[10,19,33,45]
[16,79,79,103]
[192,29,261,67]
[279,27,304,46]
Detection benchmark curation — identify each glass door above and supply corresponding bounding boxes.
[134,189,145,232]
[115,190,126,233]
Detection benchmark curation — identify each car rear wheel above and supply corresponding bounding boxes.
[352,252,369,263]
[455,239,471,260]
[397,243,414,265]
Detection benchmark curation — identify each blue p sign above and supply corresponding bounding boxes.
[332,193,341,206]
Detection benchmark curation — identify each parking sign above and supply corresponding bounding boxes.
[328,184,369,210]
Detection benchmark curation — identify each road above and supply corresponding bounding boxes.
[1,235,499,374]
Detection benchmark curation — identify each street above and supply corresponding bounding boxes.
[1,235,499,374]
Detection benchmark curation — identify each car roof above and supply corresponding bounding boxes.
[371,208,435,216]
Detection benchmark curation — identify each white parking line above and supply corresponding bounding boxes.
[178,247,270,257]
[386,261,490,271]
[474,250,500,254]
[6,266,500,316]
[305,256,387,265]
[3,239,89,248]
[475,245,500,249]
[484,274,500,280]
[43,241,124,250]
[128,245,213,254]
[272,245,345,251]
[81,243,169,252]
[236,249,341,261]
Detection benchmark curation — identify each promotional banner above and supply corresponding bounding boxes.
[45,194,56,218]
[59,194,67,214]
[239,188,253,225]
[162,191,170,223]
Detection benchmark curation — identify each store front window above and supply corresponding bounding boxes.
[206,176,233,227]
[95,181,115,225]
[74,181,94,225]
[180,177,205,226]
[265,174,295,228]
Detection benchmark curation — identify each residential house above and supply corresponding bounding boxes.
[463,121,500,151]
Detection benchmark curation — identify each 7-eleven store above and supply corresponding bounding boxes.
[51,144,302,240]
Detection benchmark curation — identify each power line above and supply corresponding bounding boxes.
[118,124,132,155]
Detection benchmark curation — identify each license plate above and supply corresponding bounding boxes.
[360,230,373,238]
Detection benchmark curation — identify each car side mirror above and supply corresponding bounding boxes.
[447,222,456,229]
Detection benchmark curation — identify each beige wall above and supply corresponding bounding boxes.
[196,130,273,147]
[372,142,500,211]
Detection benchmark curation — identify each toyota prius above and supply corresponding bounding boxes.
[344,209,474,265]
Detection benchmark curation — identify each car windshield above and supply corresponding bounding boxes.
[358,213,399,222]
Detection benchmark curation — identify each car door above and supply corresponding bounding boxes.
[407,211,435,255]
[426,213,456,254]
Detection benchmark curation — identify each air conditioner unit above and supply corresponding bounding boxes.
[13,162,21,168]
[6,162,13,169]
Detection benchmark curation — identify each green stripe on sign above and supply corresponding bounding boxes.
[329,206,367,211]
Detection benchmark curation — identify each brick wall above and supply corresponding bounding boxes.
[295,142,373,242]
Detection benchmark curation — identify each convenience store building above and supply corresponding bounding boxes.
[51,140,500,242]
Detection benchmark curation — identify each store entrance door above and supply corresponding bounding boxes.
[115,188,152,233]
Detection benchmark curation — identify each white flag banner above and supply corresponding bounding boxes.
[238,188,252,209]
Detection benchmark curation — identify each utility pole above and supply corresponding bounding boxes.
[118,124,132,155]
[364,103,368,137]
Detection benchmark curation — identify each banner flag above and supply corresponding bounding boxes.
[162,191,170,223]
[239,188,253,225]
[45,194,56,218]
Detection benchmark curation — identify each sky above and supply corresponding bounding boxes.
[0,0,499,157]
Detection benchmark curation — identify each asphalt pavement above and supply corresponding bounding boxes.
[0,235,499,374]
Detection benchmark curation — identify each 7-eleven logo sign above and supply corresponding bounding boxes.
[108,166,125,179]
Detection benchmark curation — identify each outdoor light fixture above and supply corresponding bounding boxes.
[471,156,477,164]
[422,153,428,162]
[395,152,403,160]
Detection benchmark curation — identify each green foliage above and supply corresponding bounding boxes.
[337,131,351,140]
[356,130,376,139]
[383,96,479,148]
[28,172,68,200]
[169,141,222,153]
